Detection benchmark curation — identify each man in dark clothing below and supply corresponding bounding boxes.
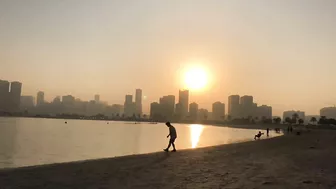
[164,122,177,152]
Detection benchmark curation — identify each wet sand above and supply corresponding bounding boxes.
[1,130,336,189]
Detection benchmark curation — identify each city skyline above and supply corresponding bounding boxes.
[1,1,336,116]
[2,78,336,119]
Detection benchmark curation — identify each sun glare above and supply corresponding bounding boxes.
[190,124,204,148]
[184,67,208,91]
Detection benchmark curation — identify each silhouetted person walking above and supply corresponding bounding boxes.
[266,128,269,137]
[164,122,177,152]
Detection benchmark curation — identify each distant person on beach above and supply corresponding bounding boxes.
[164,122,177,152]
[254,131,264,140]
[266,128,269,137]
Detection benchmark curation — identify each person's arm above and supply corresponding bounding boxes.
[167,128,171,138]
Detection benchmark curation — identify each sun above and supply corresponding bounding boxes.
[184,67,208,90]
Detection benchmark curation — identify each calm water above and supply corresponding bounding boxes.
[0,117,282,168]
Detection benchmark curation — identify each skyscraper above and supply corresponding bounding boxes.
[37,91,45,106]
[150,102,160,119]
[212,101,225,121]
[159,95,175,120]
[228,95,240,118]
[0,80,10,111]
[9,81,22,112]
[189,102,198,120]
[135,89,142,115]
[177,90,189,119]
[94,94,100,103]
[124,95,135,117]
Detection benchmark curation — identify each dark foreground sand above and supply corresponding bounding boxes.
[1,130,336,189]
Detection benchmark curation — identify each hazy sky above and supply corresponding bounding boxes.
[1,0,335,116]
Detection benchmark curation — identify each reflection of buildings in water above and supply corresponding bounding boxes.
[0,118,18,168]
[189,124,204,148]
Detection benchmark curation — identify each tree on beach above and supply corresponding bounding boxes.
[310,117,317,125]
[273,117,281,124]
[298,119,304,125]
[285,117,292,124]
[292,113,299,124]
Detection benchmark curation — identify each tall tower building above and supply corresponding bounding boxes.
[135,89,142,115]
[228,95,240,118]
[0,80,10,111]
[212,101,225,121]
[124,95,135,117]
[94,94,100,103]
[177,90,189,118]
[9,81,22,112]
[37,91,45,106]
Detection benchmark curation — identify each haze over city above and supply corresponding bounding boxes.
[1,0,336,116]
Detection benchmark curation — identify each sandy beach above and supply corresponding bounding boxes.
[1,130,336,189]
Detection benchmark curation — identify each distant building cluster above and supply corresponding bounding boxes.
[1,78,336,123]
[150,92,270,122]
[228,95,272,120]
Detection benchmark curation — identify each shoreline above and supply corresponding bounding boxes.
[1,116,289,130]
[1,130,336,188]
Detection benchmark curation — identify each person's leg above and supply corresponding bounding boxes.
[166,141,172,150]
[172,142,176,151]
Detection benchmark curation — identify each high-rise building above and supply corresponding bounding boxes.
[62,95,75,105]
[212,101,225,121]
[94,94,100,103]
[159,95,175,120]
[150,102,161,119]
[135,89,142,115]
[124,95,135,117]
[20,96,35,110]
[240,95,254,118]
[257,105,272,120]
[0,80,10,111]
[9,81,22,112]
[228,95,240,118]
[189,102,198,120]
[37,91,45,106]
[177,90,189,119]
[198,108,209,120]
[320,107,336,119]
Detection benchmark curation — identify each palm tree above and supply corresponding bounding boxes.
[276,117,282,124]
[285,117,291,124]
[143,114,147,119]
[273,117,277,124]
[298,119,304,125]
[310,117,317,125]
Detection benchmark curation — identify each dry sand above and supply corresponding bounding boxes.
[1,130,336,189]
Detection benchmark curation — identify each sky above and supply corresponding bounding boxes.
[0,0,335,116]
